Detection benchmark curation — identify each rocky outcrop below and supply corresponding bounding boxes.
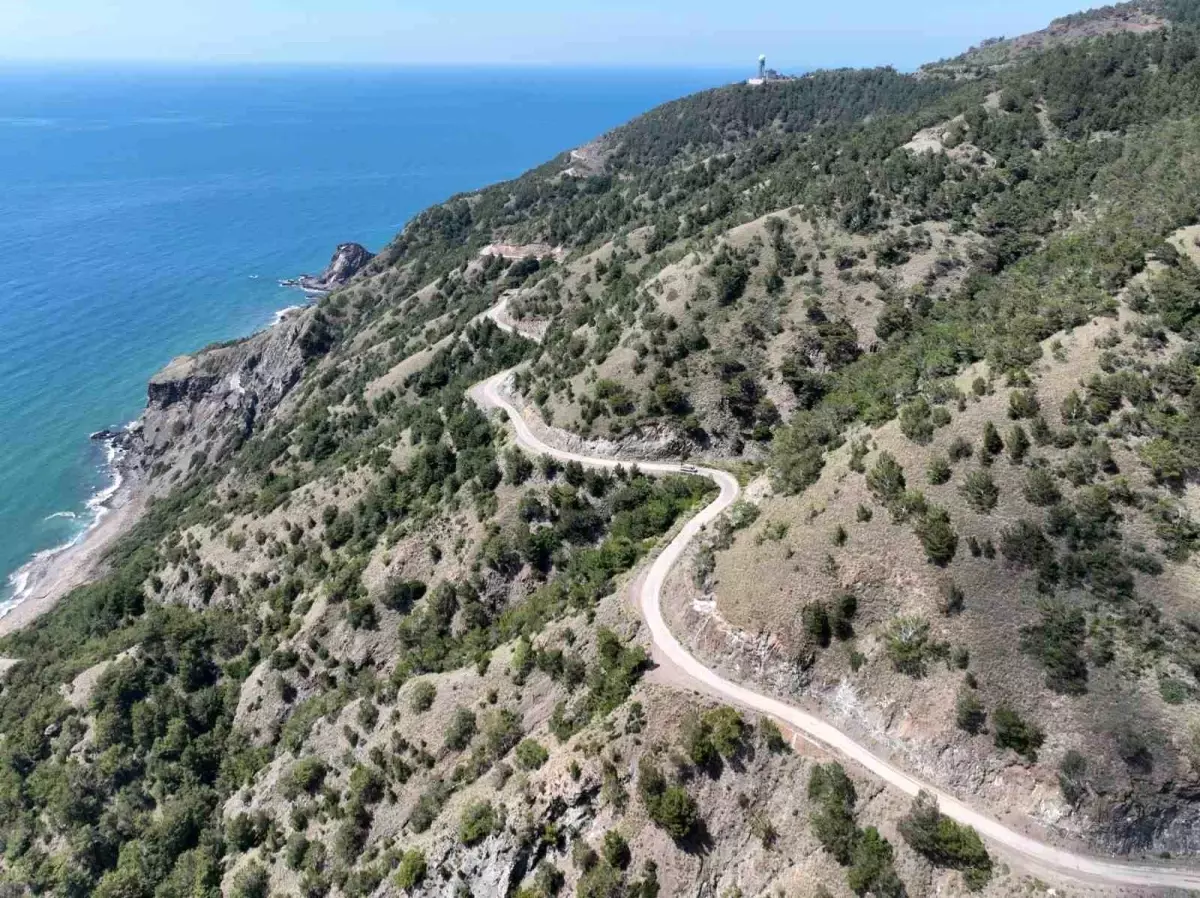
[147,357,224,408]
[281,242,374,293]
[1095,786,1200,856]
[117,307,323,490]
[412,792,596,896]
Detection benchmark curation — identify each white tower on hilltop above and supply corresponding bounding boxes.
[758,54,767,80]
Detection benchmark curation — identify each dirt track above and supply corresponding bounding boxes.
[470,304,1200,890]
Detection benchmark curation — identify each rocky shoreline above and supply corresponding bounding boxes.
[279,242,373,294]
[0,242,367,640]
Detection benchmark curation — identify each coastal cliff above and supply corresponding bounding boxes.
[100,306,323,495]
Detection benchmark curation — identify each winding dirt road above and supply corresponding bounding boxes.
[470,309,1200,890]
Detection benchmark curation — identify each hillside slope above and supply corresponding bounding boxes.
[4,3,1200,897]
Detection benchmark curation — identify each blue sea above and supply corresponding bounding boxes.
[0,65,737,606]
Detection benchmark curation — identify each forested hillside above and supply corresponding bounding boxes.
[4,1,1200,896]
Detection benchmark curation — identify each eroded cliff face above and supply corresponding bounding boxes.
[115,306,323,491]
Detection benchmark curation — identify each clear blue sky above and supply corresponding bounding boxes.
[1,0,1099,69]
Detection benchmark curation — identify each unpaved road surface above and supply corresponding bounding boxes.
[471,311,1200,890]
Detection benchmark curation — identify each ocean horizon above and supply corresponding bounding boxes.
[0,64,741,609]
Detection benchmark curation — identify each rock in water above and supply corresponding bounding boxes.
[281,242,373,293]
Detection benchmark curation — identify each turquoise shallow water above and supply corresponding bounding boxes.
[0,64,737,602]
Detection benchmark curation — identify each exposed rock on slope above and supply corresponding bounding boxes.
[924,0,1166,74]
[116,306,324,488]
[283,242,375,293]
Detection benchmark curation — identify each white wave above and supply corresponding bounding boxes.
[272,304,305,326]
[0,117,57,128]
[3,536,79,613]
[2,434,128,613]
[44,511,79,521]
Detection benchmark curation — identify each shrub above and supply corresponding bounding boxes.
[602,830,631,869]
[1020,602,1088,695]
[982,421,1004,456]
[914,506,958,566]
[999,520,1055,570]
[334,811,369,865]
[955,689,986,735]
[408,781,450,832]
[1061,391,1085,425]
[534,864,565,896]
[394,850,427,890]
[346,597,378,630]
[959,470,999,513]
[1022,468,1061,506]
[927,455,952,485]
[709,248,750,305]
[759,718,788,753]
[705,706,746,758]
[348,764,384,806]
[808,763,858,864]
[866,453,906,503]
[912,504,960,569]
[728,500,760,529]
[505,448,533,485]
[227,811,270,853]
[576,861,623,898]
[1114,725,1154,774]
[1007,424,1030,463]
[847,827,905,898]
[1058,751,1088,806]
[884,616,931,676]
[751,810,779,848]
[937,580,964,615]
[444,706,477,751]
[803,602,832,647]
[1161,677,1190,705]
[409,679,436,713]
[286,832,310,870]
[832,591,858,639]
[682,706,746,767]
[585,629,648,719]
[231,863,269,898]
[285,757,327,797]
[899,397,934,444]
[483,708,524,760]
[381,579,427,612]
[888,488,928,523]
[992,705,1044,761]
[459,801,498,845]
[898,791,992,890]
[948,436,973,461]
[1030,414,1054,445]
[515,738,549,770]
[1008,389,1040,420]
[683,713,718,770]
[638,758,699,840]
[572,839,598,872]
[1140,437,1187,485]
